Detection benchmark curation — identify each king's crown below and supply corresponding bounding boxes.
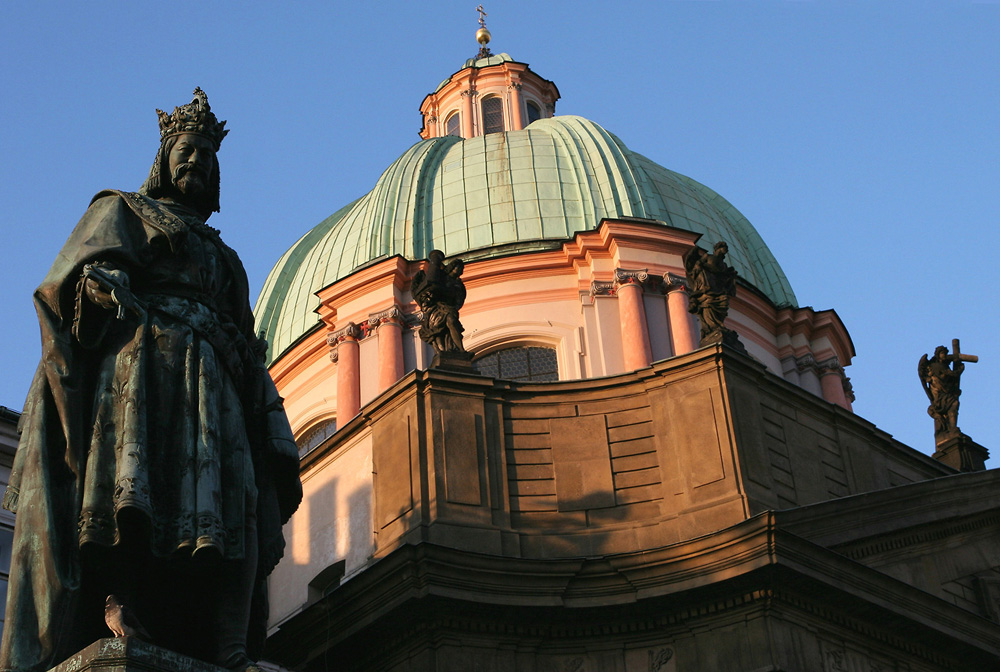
[156,87,228,149]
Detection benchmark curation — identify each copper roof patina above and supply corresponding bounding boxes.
[255,115,797,363]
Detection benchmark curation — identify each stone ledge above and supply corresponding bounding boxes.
[49,638,225,672]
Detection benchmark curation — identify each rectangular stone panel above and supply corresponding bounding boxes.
[550,415,615,511]
[507,433,550,449]
[611,451,659,473]
[506,463,553,480]
[507,479,555,497]
[373,412,413,529]
[607,422,654,443]
[609,436,656,459]
[605,406,653,428]
[506,448,553,465]
[673,388,727,488]
[615,485,661,505]
[441,409,483,506]
[614,468,661,489]
[510,494,558,512]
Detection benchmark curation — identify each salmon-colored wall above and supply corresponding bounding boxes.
[419,59,560,139]
[270,218,858,444]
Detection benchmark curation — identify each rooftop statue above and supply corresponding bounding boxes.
[683,241,745,352]
[411,250,474,369]
[1,89,302,672]
[919,339,978,440]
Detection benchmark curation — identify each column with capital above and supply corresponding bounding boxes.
[461,87,476,138]
[817,357,852,411]
[372,306,405,392]
[508,82,524,130]
[330,322,362,422]
[663,273,699,356]
[615,269,653,371]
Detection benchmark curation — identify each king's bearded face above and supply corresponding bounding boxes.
[167,133,216,197]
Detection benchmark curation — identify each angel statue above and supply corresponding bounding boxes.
[411,250,471,367]
[919,340,977,438]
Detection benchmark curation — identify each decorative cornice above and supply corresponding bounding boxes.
[835,511,1000,562]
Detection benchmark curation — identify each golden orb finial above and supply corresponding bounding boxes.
[476,26,491,46]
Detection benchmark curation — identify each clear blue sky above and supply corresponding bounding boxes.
[1,1,997,466]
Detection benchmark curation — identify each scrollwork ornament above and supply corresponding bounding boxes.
[590,280,616,297]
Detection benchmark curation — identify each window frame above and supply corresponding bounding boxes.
[472,344,560,382]
[445,111,460,137]
[480,95,505,135]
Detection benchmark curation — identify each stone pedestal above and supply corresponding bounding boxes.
[431,350,476,373]
[702,327,747,355]
[49,638,225,672]
[933,432,989,472]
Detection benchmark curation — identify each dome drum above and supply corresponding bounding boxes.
[419,55,560,140]
[264,218,853,453]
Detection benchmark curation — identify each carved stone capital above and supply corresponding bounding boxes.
[613,268,649,290]
[507,82,522,91]
[816,356,842,375]
[590,280,616,297]
[369,305,404,328]
[663,272,690,293]
[460,88,478,98]
[794,354,818,374]
[328,322,361,347]
[329,346,339,363]
[426,115,438,124]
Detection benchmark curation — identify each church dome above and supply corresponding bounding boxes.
[255,115,797,361]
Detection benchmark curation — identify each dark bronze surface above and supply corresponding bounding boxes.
[412,250,471,361]
[684,241,745,352]
[1,90,301,672]
[919,338,978,440]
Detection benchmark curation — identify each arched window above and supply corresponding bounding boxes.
[474,346,558,382]
[481,96,504,134]
[445,112,460,137]
[526,101,542,126]
[297,418,337,456]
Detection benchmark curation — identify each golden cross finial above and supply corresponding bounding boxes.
[477,5,488,29]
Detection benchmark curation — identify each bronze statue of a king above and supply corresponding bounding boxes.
[0,89,302,672]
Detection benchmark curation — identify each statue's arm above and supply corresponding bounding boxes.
[81,262,131,311]
[45,194,148,346]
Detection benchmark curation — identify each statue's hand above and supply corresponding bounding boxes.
[84,266,130,311]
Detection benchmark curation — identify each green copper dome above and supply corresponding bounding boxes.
[255,115,797,362]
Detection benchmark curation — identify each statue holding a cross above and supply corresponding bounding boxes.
[918,339,978,439]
